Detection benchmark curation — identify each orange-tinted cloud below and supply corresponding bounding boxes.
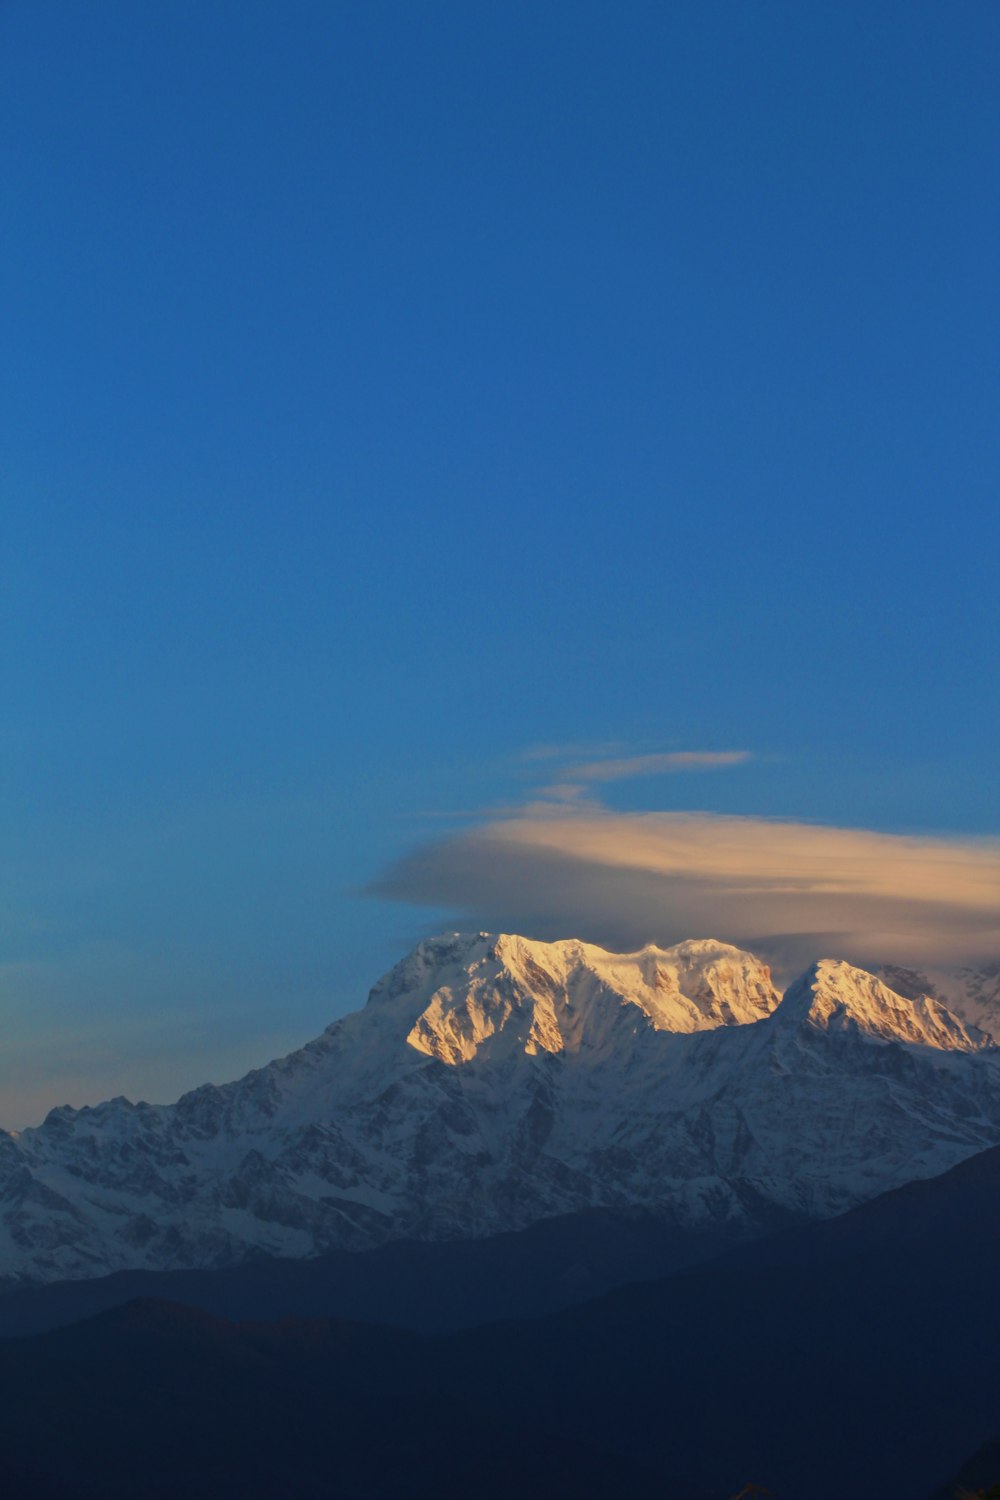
[373,803,1000,974]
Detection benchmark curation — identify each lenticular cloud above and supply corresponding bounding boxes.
[373,804,1000,972]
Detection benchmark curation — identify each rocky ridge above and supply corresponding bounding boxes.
[876,959,1000,1036]
[1,933,999,1284]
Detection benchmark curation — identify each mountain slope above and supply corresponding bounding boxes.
[878,958,1000,1038]
[2,933,999,1284]
[783,958,991,1050]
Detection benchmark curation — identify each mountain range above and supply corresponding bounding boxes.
[2,931,999,1286]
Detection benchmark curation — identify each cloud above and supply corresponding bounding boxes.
[533,747,752,802]
[371,803,1000,976]
[561,750,752,783]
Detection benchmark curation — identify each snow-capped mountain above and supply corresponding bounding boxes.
[876,959,1000,1037]
[783,959,991,1050]
[2,933,999,1285]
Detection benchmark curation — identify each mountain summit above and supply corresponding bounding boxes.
[780,958,991,1051]
[370,933,779,1065]
[1,934,998,1284]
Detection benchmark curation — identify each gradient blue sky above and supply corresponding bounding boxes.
[2,1,998,1123]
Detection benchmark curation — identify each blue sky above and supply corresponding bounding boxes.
[2,1,998,1123]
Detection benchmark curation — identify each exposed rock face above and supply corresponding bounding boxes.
[2,933,999,1285]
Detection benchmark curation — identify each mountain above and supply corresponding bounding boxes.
[2,932,999,1285]
[783,957,990,1050]
[877,958,1000,1037]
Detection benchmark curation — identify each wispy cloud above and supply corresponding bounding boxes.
[531,746,752,802]
[562,750,751,783]
[372,801,1000,974]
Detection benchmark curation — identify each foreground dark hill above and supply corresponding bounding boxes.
[435,1237,1000,1500]
[0,1298,700,1500]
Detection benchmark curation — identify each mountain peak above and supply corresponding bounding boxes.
[779,958,992,1052]
[365,931,781,1066]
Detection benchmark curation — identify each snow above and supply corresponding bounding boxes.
[876,959,1000,1040]
[781,959,992,1051]
[1,932,998,1285]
